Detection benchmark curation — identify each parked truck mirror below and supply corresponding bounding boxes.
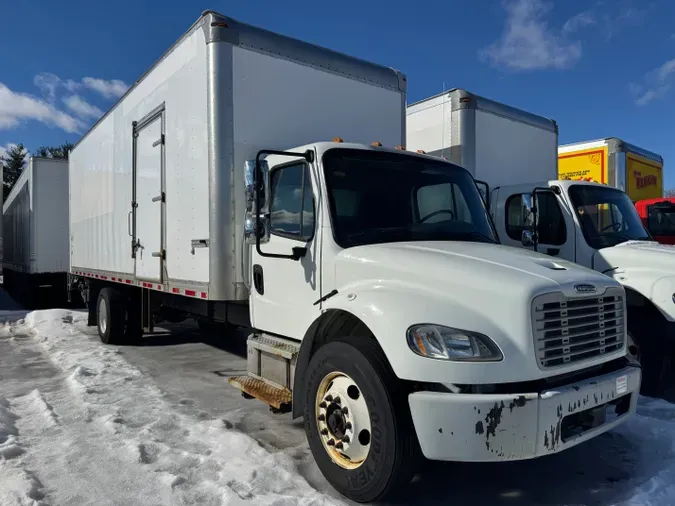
[244,159,271,245]
[521,229,535,247]
[521,193,535,227]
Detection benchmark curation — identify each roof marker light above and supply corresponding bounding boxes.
[333,137,343,143]
[371,141,382,147]
[395,145,405,150]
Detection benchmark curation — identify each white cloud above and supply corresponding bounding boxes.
[0,83,83,133]
[562,11,595,34]
[0,143,28,162]
[63,95,103,119]
[33,72,128,101]
[480,0,584,71]
[81,77,128,99]
[630,58,675,106]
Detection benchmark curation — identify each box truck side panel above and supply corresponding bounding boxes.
[229,46,405,291]
[474,110,557,186]
[3,165,32,273]
[34,159,69,273]
[625,152,663,201]
[70,27,210,285]
[558,146,609,184]
[406,94,452,157]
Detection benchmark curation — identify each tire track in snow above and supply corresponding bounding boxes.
[16,310,343,506]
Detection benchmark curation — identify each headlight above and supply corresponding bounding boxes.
[406,324,503,362]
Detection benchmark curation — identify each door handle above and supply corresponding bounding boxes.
[128,211,133,237]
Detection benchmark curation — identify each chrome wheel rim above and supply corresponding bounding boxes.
[98,297,108,335]
[315,371,372,470]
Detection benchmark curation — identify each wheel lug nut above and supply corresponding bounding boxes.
[334,396,341,405]
[327,439,335,446]
[326,395,333,402]
[318,414,325,421]
[320,428,328,436]
[342,407,349,416]
[345,422,352,430]
[319,402,327,409]
[342,435,350,443]
[335,442,344,449]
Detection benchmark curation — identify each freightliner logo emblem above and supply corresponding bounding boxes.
[574,284,597,293]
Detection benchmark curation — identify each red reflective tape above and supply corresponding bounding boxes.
[125,279,132,284]
[172,288,180,294]
[200,292,207,299]
[101,276,107,280]
[95,274,99,278]
[185,289,196,296]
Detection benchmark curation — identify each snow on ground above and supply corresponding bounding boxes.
[3,307,675,505]
[0,309,343,506]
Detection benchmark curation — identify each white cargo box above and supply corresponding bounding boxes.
[69,10,406,302]
[406,89,558,187]
[3,157,69,275]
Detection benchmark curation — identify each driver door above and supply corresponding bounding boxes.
[249,160,321,338]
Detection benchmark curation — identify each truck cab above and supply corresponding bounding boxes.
[635,197,675,245]
[236,140,640,502]
[491,180,674,396]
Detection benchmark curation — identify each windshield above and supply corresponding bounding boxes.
[568,184,651,249]
[322,148,498,248]
[647,203,675,237]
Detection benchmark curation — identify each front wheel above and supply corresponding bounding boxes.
[303,337,419,503]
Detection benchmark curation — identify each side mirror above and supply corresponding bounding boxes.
[244,159,271,245]
[521,193,535,227]
[521,229,534,247]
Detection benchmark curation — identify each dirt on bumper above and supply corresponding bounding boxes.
[408,365,641,462]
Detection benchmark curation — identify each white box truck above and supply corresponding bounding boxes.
[3,157,69,306]
[70,12,639,503]
[407,89,672,399]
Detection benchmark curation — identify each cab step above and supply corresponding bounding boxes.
[227,333,300,413]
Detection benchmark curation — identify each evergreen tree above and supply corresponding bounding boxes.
[1,143,27,200]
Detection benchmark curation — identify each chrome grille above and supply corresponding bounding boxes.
[532,288,625,369]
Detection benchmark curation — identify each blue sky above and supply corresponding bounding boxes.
[1,0,674,185]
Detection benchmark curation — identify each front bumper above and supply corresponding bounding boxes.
[408,365,641,462]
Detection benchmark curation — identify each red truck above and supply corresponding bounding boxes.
[635,198,675,245]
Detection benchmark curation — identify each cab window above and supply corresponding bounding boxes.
[505,192,566,245]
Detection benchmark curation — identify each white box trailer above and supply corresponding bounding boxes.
[69,10,405,327]
[3,157,69,304]
[406,89,558,191]
[69,12,639,502]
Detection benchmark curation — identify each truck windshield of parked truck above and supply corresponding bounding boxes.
[647,202,675,237]
[568,184,651,249]
[322,148,498,248]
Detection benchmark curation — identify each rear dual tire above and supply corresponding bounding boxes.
[97,287,142,345]
[303,336,420,503]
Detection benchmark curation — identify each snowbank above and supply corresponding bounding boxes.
[1,309,342,506]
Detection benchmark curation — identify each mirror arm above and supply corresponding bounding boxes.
[254,149,314,261]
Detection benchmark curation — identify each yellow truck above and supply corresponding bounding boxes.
[558,138,663,202]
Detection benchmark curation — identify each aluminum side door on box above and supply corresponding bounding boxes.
[133,107,165,282]
[249,158,321,338]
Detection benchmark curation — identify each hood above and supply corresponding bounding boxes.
[336,241,620,301]
[595,240,675,273]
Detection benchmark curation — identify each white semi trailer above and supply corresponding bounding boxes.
[69,12,640,503]
[407,89,672,398]
[3,157,69,305]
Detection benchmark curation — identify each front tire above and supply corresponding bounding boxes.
[303,337,419,503]
[628,309,672,397]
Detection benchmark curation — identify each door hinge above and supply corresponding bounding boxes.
[151,249,166,259]
[131,201,138,208]
[152,134,165,147]
[151,192,166,203]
